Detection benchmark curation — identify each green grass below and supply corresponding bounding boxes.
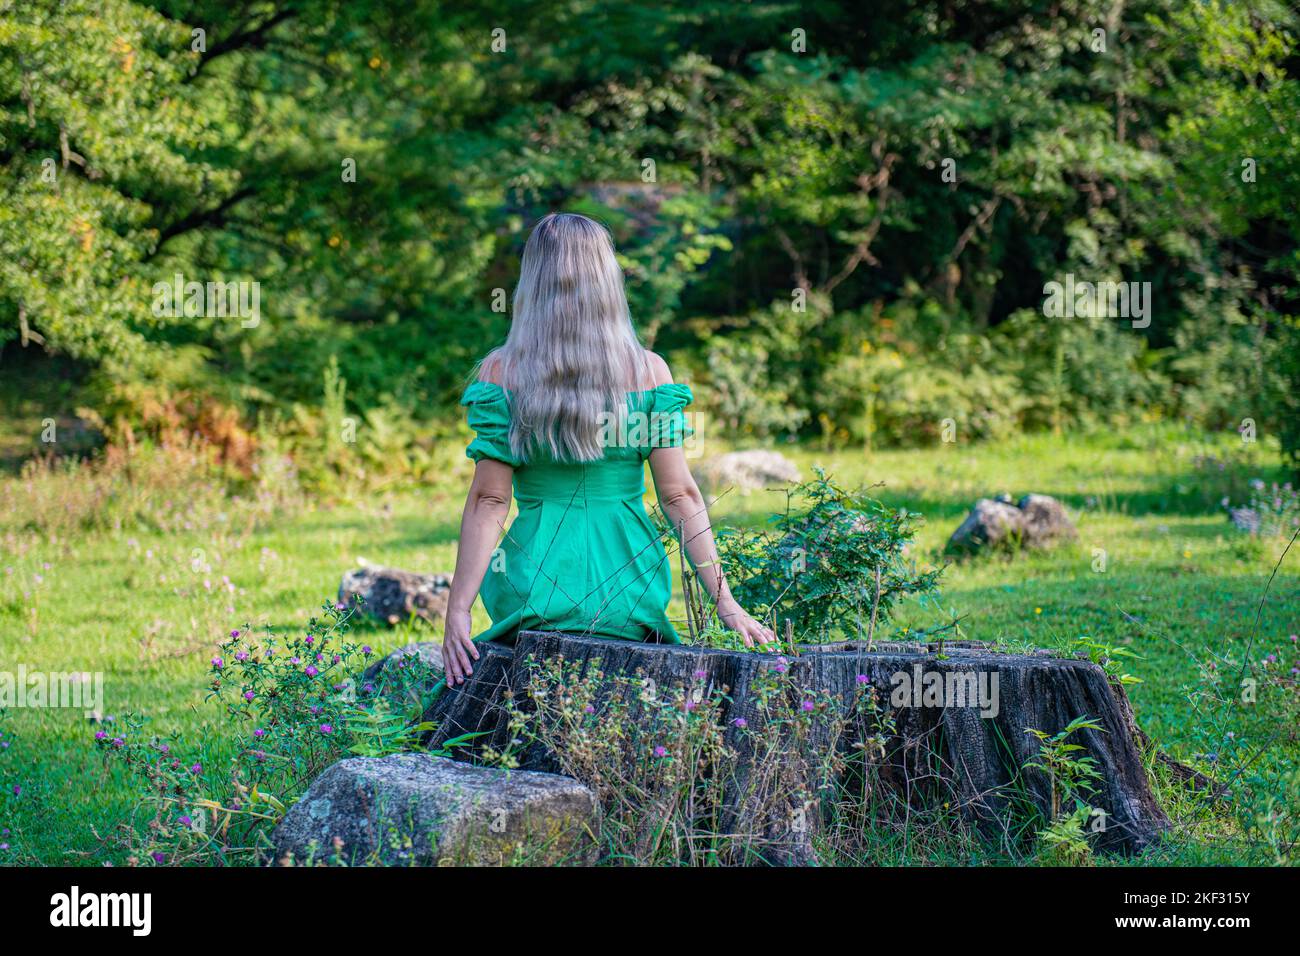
[0,423,1296,865]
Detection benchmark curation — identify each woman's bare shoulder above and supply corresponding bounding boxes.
[641,349,674,387]
[477,351,506,386]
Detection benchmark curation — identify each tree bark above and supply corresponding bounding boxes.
[425,632,1172,861]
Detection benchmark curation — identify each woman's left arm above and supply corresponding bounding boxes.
[648,445,775,647]
[443,458,514,685]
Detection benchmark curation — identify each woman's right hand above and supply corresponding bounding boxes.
[442,606,479,686]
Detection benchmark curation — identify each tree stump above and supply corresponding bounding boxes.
[424,632,1171,862]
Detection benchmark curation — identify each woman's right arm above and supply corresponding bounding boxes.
[443,458,514,685]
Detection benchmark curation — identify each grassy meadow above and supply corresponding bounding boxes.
[0,422,1296,866]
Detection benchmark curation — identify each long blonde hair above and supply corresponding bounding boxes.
[480,213,649,463]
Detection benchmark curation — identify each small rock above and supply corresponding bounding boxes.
[339,567,452,625]
[1016,493,1077,548]
[694,450,800,494]
[271,754,599,866]
[946,499,1023,553]
[947,494,1077,554]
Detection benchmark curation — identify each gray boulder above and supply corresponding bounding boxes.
[947,494,1077,554]
[694,450,800,494]
[1016,493,1078,546]
[271,753,599,866]
[339,567,452,625]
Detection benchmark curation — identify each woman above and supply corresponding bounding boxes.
[442,212,773,686]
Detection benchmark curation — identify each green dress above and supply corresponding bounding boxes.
[460,380,695,647]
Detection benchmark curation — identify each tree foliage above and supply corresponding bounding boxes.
[1,0,1296,463]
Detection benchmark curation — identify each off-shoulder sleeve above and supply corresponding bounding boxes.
[460,381,520,467]
[646,383,695,451]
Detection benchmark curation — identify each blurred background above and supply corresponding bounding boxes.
[1,0,1297,479]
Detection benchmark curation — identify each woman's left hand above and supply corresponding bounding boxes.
[715,598,776,648]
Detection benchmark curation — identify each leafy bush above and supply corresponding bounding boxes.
[716,470,942,642]
[994,309,1162,434]
[695,334,809,440]
[819,340,1020,448]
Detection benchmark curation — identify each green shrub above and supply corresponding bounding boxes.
[716,470,943,642]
